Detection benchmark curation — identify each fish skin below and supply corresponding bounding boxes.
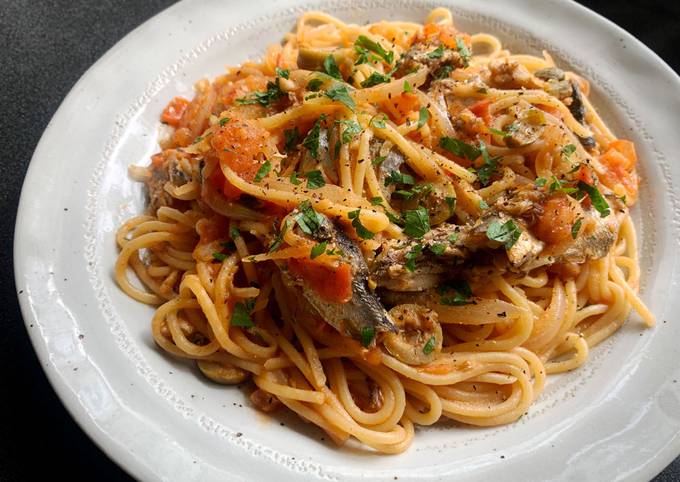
[281,213,397,340]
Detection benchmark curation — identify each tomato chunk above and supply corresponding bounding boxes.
[288,259,353,304]
[534,194,579,245]
[161,96,190,127]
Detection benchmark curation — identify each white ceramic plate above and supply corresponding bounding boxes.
[14,0,680,480]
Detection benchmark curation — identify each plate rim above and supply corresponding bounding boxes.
[14,0,680,480]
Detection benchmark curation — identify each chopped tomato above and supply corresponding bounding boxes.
[209,119,271,200]
[534,194,579,245]
[208,166,241,200]
[288,259,353,304]
[382,92,420,124]
[421,23,470,51]
[599,139,639,201]
[469,99,491,125]
[161,96,190,127]
[150,152,165,167]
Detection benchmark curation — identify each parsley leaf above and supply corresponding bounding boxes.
[212,252,228,262]
[289,171,301,185]
[370,114,387,129]
[476,140,501,186]
[284,127,299,153]
[275,67,290,79]
[422,336,436,355]
[561,143,577,160]
[479,199,490,210]
[385,170,415,186]
[348,209,375,239]
[439,137,481,160]
[354,35,394,65]
[219,117,231,126]
[236,80,283,107]
[253,160,272,182]
[448,232,459,243]
[427,45,445,59]
[310,241,328,259]
[403,80,413,93]
[394,183,433,200]
[323,55,342,80]
[571,218,582,239]
[354,45,370,65]
[302,116,325,159]
[372,155,386,166]
[549,175,578,194]
[404,244,422,272]
[535,177,548,187]
[360,71,392,88]
[305,170,326,189]
[230,227,240,239]
[434,65,453,79]
[325,85,355,111]
[486,219,522,249]
[307,78,324,91]
[417,107,430,129]
[370,197,384,206]
[295,201,322,235]
[268,219,291,253]
[438,280,473,306]
[402,206,430,238]
[577,181,611,217]
[445,196,457,214]
[231,301,254,328]
[360,325,375,347]
[455,37,471,66]
[430,243,446,255]
[336,119,362,144]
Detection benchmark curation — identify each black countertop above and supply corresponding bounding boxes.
[1,1,679,480]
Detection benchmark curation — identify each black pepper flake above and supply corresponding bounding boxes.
[236,432,243,437]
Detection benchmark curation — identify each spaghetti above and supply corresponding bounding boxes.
[116,8,654,453]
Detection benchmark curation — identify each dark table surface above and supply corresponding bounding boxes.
[1,1,679,480]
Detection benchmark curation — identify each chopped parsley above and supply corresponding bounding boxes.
[427,45,445,59]
[370,196,384,206]
[448,232,459,243]
[295,201,322,235]
[305,170,326,189]
[438,280,473,306]
[218,117,231,126]
[577,181,610,217]
[212,252,228,262]
[325,85,355,111]
[434,65,453,80]
[404,244,422,272]
[488,123,518,138]
[439,137,481,160]
[571,218,582,239]
[417,107,430,129]
[284,127,299,153]
[372,155,386,166]
[268,219,291,253]
[231,301,254,328]
[289,171,301,185]
[236,80,283,107]
[402,206,430,238]
[323,55,342,80]
[307,78,324,91]
[430,243,446,255]
[422,336,436,355]
[455,37,471,66]
[561,143,577,160]
[336,119,362,144]
[479,199,490,210]
[275,67,290,79]
[360,71,392,88]
[370,114,387,129]
[253,160,272,183]
[230,227,240,239]
[348,209,375,239]
[476,141,501,186]
[310,241,327,259]
[360,325,375,347]
[354,35,394,65]
[486,219,522,249]
[534,177,548,187]
[385,170,415,186]
[403,80,413,93]
[549,175,579,195]
[445,196,457,214]
[394,182,433,200]
[302,116,325,159]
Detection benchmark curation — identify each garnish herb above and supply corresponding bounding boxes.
[534,177,548,187]
[290,171,301,185]
[212,252,228,262]
[404,244,422,272]
[448,233,459,243]
[429,243,446,255]
[268,219,291,253]
[231,301,254,328]
[439,137,481,160]
[438,280,473,306]
[230,227,240,239]
[325,85,355,111]
[310,241,328,259]
[360,325,375,347]
[479,199,489,210]
[372,155,386,166]
[302,115,326,159]
[394,183,433,200]
[236,80,283,107]
[370,197,384,206]
[360,71,392,88]
[385,170,415,186]
[219,117,231,126]
[284,127,299,153]
[295,201,322,235]
[323,55,342,80]
[348,209,375,239]
[486,219,522,249]
[403,80,413,93]
[417,107,430,129]
[571,218,582,239]
[307,78,324,91]
[445,196,457,214]
[548,175,578,195]
[370,114,387,129]
[476,140,501,186]
[455,37,471,66]
[422,336,436,355]
[402,206,430,238]
[435,65,453,79]
[561,143,577,160]
[336,119,362,144]
[275,67,290,79]
[577,181,611,217]
[305,170,326,189]
[253,160,272,182]
[354,35,394,65]
[427,45,445,59]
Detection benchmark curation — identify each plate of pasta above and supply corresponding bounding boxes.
[14,0,680,480]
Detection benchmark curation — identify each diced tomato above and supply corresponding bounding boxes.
[161,96,190,127]
[208,166,241,200]
[382,92,420,125]
[534,194,579,245]
[599,139,639,201]
[421,23,470,51]
[288,259,353,304]
[469,99,491,125]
